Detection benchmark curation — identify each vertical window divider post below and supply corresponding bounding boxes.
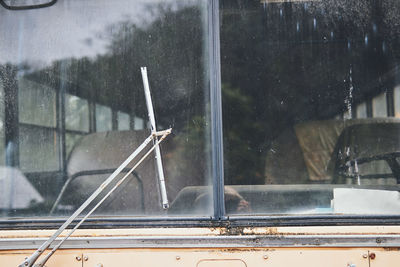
[208,0,226,221]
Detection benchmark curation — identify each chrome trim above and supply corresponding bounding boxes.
[2,234,400,250]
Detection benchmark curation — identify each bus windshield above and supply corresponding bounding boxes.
[2,0,400,222]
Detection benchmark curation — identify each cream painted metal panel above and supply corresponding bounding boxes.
[197,259,246,267]
[77,248,369,267]
[0,251,82,267]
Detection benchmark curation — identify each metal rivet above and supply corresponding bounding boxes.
[84,256,89,261]
[263,255,269,260]
[369,252,376,260]
[176,256,181,260]
[76,256,82,261]
[24,261,28,266]
[362,254,368,259]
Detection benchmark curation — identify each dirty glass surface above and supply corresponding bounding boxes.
[221,0,400,215]
[0,0,212,219]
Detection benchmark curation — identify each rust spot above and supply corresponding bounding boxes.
[221,248,264,253]
[369,252,376,260]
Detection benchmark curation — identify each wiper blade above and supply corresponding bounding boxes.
[141,67,169,209]
[19,67,171,267]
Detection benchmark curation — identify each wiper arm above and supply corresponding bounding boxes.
[34,130,170,267]
[19,67,171,267]
[20,129,171,267]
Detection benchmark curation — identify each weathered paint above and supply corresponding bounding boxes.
[2,225,400,239]
[0,248,375,267]
[1,226,400,267]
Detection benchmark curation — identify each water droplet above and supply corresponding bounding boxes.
[313,18,317,29]
[296,22,300,32]
[364,35,368,46]
[347,40,351,50]
[330,31,334,39]
[280,9,283,17]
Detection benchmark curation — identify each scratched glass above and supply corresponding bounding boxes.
[0,0,212,219]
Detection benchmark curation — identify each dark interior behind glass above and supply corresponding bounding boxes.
[221,0,400,215]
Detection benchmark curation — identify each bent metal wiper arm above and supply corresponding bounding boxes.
[141,67,169,209]
[19,68,171,267]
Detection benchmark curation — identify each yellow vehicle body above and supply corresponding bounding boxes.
[1,226,400,267]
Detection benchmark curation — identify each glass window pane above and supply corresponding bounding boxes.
[0,0,211,218]
[95,104,112,132]
[133,116,144,130]
[394,86,400,118]
[19,125,59,172]
[356,102,367,119]
[117,111,130,131]
[18,78,56,127]
[65,132,83,157]
[372,93,387,118]
[65,94,89,132]
[221,0,400,215]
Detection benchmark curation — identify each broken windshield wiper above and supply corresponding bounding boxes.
[141,67,169,209]
[19,67,171,267]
